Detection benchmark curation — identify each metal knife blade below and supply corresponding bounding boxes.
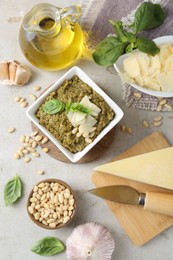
[88,185,173,216]
[89,185,145,206]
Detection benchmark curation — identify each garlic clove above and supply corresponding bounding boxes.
[0,60,31,86]
[14,65,31,86]
[66,222,115,260]
[0,61,9,83]
[9,61,17,82]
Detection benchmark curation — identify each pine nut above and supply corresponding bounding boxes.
[34,212,40,220]
[20,135,25,143]
[64,192,70,199]
[63,216,70,224]
[143,120,149,128]
[27,147,35,152]
[127,127,133,135]
[37,170,44,175]
[154,115,162,122]
[35,135,42,142]
[8,127,15,133]
[24,157,31,163]
[159,99,167,106]
[42,147,49,153]
[32,141,37,148]
[76,132,82,137]
[31,131,38,136]
[33,186,38,192]
[23,149,29,154]
[21,101,28,108]
[14,153,20,159]
[44,210,51,219]
[32,152,40,157]
[85,138,92,143]
[33,86,41,91]
[29,94,37,101]
[38,183,45,188]
[49,223,56,228]
[28,206,34,214]
[25,136,30,143]
[69,199,75,206]
[72,127,78,134]
[42,220,48,225]
[120,124,126,132]
[18,150,24,157]
[41,137,49,144]
[24,143,32,147]
[133,92,142,98]
[154,121,162,127]
[15,96,21,102]
[59,194,64,203]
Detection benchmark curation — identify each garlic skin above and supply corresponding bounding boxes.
[0,60,31,86]
[66,222,115,260]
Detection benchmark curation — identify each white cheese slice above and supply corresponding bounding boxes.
[67,111,86,127]
[159,44,172,66]
[137,54,149,77]
[157,72,173,91]
[79,115,97,134]
[123,57,140,78]
[148,55,161,76]
[143,77,161,91]
[80,95,101,115]
[94,147,173,190]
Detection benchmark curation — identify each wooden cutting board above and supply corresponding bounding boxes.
[92,131,173,246]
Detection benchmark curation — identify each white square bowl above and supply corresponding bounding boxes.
[26,66,124,163]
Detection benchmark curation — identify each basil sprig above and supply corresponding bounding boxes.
[4,175,22,205]
[92,2,164,66]
[31,237,65,256]
[43,99,91,115]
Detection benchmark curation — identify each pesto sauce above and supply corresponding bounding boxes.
[36,75,115,153]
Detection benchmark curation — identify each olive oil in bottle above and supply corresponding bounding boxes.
[19,4,84,71]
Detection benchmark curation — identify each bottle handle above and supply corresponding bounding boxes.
[59,5,82,23]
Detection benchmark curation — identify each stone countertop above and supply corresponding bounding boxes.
[0,0,173,259]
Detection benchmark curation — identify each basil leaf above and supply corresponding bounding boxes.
[133,2,154,33]
[144,4,164,30]
[136,37,160,55]
[43,99,65,114]
[69,102,91,114]
[92,36,125,66]
[31,237,65,256]
[4,175,22,205]
[109,20,128,43]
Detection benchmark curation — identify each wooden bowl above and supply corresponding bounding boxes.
[27,178,76,229]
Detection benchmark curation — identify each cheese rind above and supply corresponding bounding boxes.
[94,147,173,190]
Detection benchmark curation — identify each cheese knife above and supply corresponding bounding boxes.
[89,185,173,217]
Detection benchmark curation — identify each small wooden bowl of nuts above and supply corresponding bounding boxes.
[27,179,76,229]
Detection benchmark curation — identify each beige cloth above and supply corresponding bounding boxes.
[81,0,173,111]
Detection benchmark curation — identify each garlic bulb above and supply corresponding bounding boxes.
[0,60,31,86]
[66,222,115,260]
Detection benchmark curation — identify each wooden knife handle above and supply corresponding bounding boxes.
[144,191,173,216]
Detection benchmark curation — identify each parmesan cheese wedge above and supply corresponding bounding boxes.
[94,147,173,190]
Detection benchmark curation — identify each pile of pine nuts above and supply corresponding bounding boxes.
[72,126,96,144]
[14,131,49,163]
[28,181,75,228]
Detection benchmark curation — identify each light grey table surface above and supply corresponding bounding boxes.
[0,0,173,260]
